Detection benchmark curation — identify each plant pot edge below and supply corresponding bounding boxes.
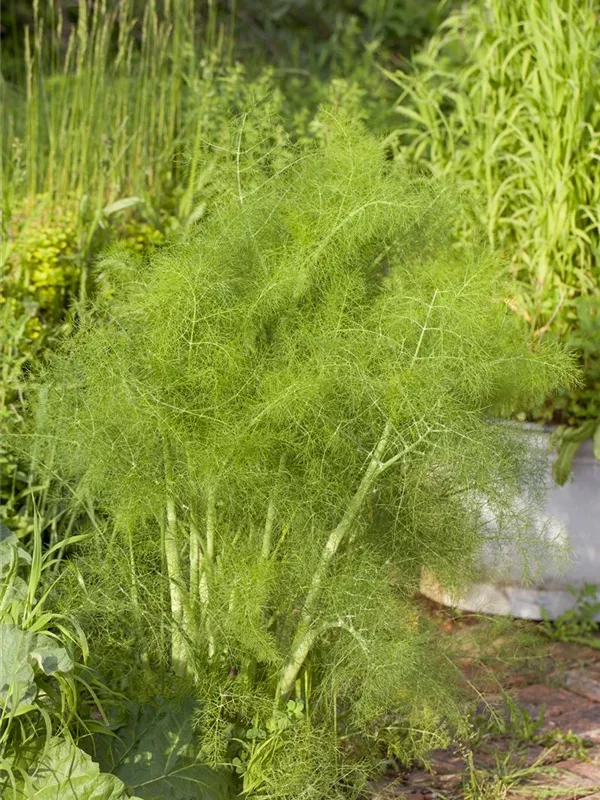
[420,420,600,621]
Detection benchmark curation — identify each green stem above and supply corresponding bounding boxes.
[206,485,215,561]
[302,421,392,621]
[276,619,370,707]
[275,422,391,702]
[125,522,149,668]
[202,485,216,660]
[262,455,286,561]
[189,514,202,613]
[276,421,432,702]
[165,495,187,677]
[163,445,188,676]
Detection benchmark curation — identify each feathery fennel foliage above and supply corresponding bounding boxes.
[31,115,572,796]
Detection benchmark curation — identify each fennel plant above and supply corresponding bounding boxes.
[32,115,572,797]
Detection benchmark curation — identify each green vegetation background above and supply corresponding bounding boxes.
[0,1,598,798]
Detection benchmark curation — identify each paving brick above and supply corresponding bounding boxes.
[554,771,595,788]
[515,684,589,719]
[565,669,600,703]
[514,795,599,800]
[542,704,600,742]
[425,748,463,788]
[506,778,597,800]
[588,746,600,763]
[554,756,600,783]
[426,747,464,773]
[549,642,600,667]
[523,768,597,795]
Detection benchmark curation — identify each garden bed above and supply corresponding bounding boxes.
[373,601,600,799]
[1,2,598,798]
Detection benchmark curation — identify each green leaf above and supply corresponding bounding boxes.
[103,197,144,216]
[552,420,597,485]
[1,575,28,606]
[29,633,73,675]
[0,523,14,540]
[552,438,582,486]
[14,737,141,800]
[93,698,234,800]
[593,422,600,460]
[0,623,73,712]
[0,624,37,711]
[0,525,32,577]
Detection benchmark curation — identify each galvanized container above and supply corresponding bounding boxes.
[421,425,600,620]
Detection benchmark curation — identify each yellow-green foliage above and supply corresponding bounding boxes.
[3,207,79,314]
[0,205,80,536]
[1,203,80,431]
[32,117,573,797]
[121,220,167,254]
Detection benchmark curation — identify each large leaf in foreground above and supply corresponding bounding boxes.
[0,525,31,577]
[0,622,73,712]
[14,737,141,800]
[94,697,234,800]
[0,624,37,711]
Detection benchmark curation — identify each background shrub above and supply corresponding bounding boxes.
[387,0,600,425]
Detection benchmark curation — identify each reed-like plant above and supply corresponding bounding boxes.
[1,0,280,240]
[385,0,599,424]
[3,0,193,215]
[31,116,571,797]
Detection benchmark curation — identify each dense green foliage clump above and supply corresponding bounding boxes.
[0,2,588,795]
[387,0,600,428]
[30,118,571,796]
[0,0,395,544]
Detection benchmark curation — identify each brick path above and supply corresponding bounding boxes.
[371,637,600,800]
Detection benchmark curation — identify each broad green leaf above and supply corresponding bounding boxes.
[0,623,73,712]
[29,633,73,675]
[0,523,14,540]
[7,701,40,717]
[14,737,142,800]
[0,624,36,711]
[94,698,234,800]
[1,575,28,606]
[552,438,581,486]
[0,525,32,577]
